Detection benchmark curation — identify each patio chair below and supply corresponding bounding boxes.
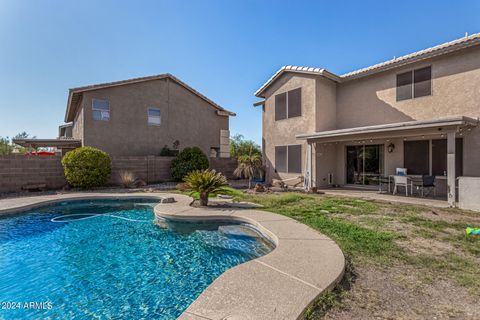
[419,175,436,197]
[393,175,411,196]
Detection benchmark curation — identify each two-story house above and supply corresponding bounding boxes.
[15,73,235,158]
[255,33,480,207]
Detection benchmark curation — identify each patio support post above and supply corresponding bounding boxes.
[447,131,456,207]
[307,142,313,190]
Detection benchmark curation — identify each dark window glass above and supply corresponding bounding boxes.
[275,146,287,172]
[396,71,413,101]
[275,93,287,120]
[287,88,301,118]
[456,138,463,177]
[414,66,431,98]
[404,140,429,175]
[287,145,302,173]
[432,138,463,176]
[432,139,446,176]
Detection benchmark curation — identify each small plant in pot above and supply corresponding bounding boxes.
[183,169,227,206]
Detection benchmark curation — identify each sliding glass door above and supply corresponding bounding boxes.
[346,144,384,185]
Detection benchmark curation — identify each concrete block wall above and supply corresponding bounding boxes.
[0,155,66,193]
[219,130,230,158]
[210,157,237,179]
[0,155,238,193]
[109,156,174,185]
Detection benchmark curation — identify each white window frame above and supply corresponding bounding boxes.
[147,107,161,126]
[92,99,110,121]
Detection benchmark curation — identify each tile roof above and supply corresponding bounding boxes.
[255,32,480,97]
[341,32,480,80]
[254,66,340,97]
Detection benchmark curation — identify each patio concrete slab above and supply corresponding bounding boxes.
[179,260,320,320]
[320,188,450,208]
[257,239,344,290]
[230,208,291,222]
[252,218,331,240]
[178,311,212,320]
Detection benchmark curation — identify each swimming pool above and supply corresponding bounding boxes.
[0,198,273,319]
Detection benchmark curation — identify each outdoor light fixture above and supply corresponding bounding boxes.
[387,143,395,153]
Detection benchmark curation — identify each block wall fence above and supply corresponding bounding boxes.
[0,155,237,193]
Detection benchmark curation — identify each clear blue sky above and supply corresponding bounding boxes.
[1,0,479,144]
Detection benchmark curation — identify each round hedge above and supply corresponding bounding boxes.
[170,147,209,181]
[61,147,112,189]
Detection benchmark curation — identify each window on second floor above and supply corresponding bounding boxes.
[396,66,432,101]
[148,108,161,125]
[275,87,302,120]
[92,99,110,121]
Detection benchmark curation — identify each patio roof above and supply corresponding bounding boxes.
[296,116,479,142]
[12,138,82,149]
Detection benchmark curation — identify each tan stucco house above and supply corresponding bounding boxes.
[255,33,480,207]
[16,74,235,157]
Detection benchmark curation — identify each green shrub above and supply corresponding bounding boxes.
[61,147,111,189]
[170,147,209,181]
[159,145,179,157]
[184,169,227,206]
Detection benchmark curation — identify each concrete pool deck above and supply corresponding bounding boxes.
[0,192,345,320]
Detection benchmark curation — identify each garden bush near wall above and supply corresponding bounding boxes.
[170,147,209,181]
[61,147,112,189]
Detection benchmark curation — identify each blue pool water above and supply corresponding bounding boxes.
[0,198,273,319]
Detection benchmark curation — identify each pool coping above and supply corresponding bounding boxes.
[0,192,345,320]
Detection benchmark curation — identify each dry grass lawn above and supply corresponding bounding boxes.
[233,192,480,320]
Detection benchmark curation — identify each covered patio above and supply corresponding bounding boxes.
[12,138,82,155]
[298,116,479,207]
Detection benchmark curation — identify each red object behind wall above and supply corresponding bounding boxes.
[27,151,56,156]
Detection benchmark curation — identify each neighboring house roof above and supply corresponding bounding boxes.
[255,32,480,97]
[65,73,235,122]
[296,116,479,142]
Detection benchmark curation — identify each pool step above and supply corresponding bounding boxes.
[218,225,261,238]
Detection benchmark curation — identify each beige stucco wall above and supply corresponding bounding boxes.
[261,46,480,186]
[315,77,337,131]
[458,177,480,211]
[336,46,480,128]
[73,78,229,156]
[333,46,480,183]
[262,74,317,183]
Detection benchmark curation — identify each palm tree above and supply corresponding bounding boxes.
[234,151,264,189]
[184,169,227,206]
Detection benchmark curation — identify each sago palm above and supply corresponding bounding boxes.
[234,153,264,189]
[184,169,227,206]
